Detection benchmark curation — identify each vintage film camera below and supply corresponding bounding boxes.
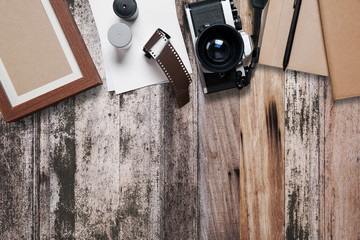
[185,0,260,94]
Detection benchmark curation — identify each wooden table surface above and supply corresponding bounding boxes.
[1,0,360,239]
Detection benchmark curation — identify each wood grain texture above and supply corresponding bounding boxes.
[284,69,360,240]
[239,0,285,238]
[0,116,37,239]
[239,65,285,239]
[39,99,77,239]
[1,0,360,239]
[162,86,198,240]
[117,88,162,239]
[198,88,240,239]
[163,2,198,238]
[323,82,360,240]
[284,72,325,239]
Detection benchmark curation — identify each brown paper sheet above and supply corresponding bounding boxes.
[259,0,329,76]
[319,0,360,100]
[0,0,72,96]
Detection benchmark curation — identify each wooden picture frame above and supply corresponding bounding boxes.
[0,0,102,122]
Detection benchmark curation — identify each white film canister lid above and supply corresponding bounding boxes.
[108,23,132,49]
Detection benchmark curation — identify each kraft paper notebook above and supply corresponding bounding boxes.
[259,0,329,76]
[319,0,360,100]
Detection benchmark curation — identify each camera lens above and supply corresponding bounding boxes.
[196,24,244,73]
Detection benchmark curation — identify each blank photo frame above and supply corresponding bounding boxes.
[0,0,102,122]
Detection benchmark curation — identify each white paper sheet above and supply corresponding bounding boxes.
[89,0,192,94]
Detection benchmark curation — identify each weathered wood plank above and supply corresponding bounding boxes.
[318,77,326,240]
[239,64,285,239]
[73,1,122,238]
[116,86,164,240]
[239,3,255,240]
[284,71,325,239]
[322,83,360,239]
[162,84,198,240]
[159,2,199,239]
[198,88,240,240]
[39,98,77,239]
[0,116,37,239]
[239,0,285,238]
[38,112,51,240]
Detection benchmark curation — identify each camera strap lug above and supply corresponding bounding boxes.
[236,67,250,89]
[251,47,260,67]
[240,0,268,89]
[234,16,242,30]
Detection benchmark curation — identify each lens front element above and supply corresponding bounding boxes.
[206,39,231,63]
[196,24,244,73]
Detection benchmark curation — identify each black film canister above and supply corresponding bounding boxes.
[113,0,138,21]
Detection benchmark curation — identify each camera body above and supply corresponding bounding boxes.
[185,0,254,94]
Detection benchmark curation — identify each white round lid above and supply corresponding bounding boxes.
[108,23,132,48]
